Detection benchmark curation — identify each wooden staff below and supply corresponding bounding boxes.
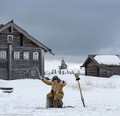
[74,73,85,107]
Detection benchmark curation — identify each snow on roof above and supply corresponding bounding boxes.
[94,55,120,65]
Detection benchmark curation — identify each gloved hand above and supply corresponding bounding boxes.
[74,73,80,81]
[51,90,54,93]
[59,80,65,84]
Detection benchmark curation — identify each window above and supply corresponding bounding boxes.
[7,35,13,43]
[0,51,6,59]
[14,52,20,59]
[33,52,39,60]
[31,70,36,76]
[24,52,29,60]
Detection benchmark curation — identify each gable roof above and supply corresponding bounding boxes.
[0,20,54,55]
[81,55,120,67]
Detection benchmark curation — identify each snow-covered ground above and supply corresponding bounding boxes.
[0,74,120,116]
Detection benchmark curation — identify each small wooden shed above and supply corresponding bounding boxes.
[0,20,54,80]
[81,55,120,77]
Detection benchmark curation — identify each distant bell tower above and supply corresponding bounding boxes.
[59,58,67,70]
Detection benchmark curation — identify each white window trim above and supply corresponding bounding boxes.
[14,51,20,59]
[33,52,39,60]
[7,35,13,43]
[0,51,6,59]
[24,52,29,60]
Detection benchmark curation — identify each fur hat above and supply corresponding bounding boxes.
[52,75,61,82]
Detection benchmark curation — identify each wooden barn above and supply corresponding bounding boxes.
[81,55,120,77]
[0,20,53,80]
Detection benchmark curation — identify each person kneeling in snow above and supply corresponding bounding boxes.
[40,75,67,108]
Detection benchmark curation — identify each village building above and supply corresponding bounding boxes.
[81,55,120,77]
[0,20,53,80]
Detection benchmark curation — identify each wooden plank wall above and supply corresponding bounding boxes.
[0,27,42,80]
[85,56,120,77]
[86,61,99,76]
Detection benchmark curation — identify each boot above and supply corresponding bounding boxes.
[46,98,53,108]
[53,99,63,108]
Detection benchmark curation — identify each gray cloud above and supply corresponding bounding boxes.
[1,0,120,63]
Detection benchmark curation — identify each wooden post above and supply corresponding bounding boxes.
[8,44,12,80]
[40,49,44,76]
[74,73,85,107]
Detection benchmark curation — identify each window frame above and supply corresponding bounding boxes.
[33,52,39,60]
[23,52,29,60]
[7,35,13,43]
[0,51,6,59]
[14,51,20,59]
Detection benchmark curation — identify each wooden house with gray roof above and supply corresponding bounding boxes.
[0,20,53,80]
[81,55,120,77]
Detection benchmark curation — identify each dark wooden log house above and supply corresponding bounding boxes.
[0,20,53,80]
[81,55,120,77]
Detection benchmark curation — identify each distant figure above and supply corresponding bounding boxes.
[39,75,67,108]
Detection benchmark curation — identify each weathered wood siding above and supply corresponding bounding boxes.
[0,27,43,80]
[99,68,108,77]
[11,46,40,79]
[113,66,120,75]
[86,60,99,76]
[0,60,8,80]
[85,61,120,77]
[0,33,39,47]
[99,66,120,77]
[83,55,120,78]
[0,46,8,79]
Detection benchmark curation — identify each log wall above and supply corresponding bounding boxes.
[86,60,99,76]
[0,27,43,80]
[85,59,120,77]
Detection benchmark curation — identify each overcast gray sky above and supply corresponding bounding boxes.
[1,0,120,65]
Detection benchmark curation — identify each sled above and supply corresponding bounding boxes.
[0,87,13,93]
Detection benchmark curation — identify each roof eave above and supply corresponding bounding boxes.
[81,55,101,68]
[0,20,54,55]
[13,23,54,55]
